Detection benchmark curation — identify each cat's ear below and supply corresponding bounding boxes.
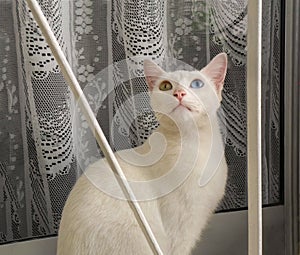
[201,53,227,95]
[144,59,165,91]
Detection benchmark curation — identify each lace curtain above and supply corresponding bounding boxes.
[0,0,282,244]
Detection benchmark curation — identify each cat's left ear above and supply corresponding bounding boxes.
[201,53,227,96]
[144,59,165,91]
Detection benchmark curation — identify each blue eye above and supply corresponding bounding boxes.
[190,79,204,89]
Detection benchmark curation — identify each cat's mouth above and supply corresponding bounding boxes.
[172,103,192,113]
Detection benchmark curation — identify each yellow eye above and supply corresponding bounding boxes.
[159,81,173,91]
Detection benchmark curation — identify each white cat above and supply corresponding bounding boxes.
[57,53,228,255]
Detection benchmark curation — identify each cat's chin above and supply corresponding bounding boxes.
[169,106,199,125]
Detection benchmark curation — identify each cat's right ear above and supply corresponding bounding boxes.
[144,59,165,91]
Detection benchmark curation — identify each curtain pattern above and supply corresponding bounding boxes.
[0,0,282,244]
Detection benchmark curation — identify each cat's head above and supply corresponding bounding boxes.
[144,53,227,128]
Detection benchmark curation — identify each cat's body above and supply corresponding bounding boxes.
[57,53,228,255]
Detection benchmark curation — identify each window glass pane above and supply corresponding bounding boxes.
[0,0,283,245]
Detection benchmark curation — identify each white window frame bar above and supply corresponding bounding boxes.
[246,0,263,254]
[25,0,163,254]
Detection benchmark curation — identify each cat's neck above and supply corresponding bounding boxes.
[130,112,222,182]
[156,112,219,142]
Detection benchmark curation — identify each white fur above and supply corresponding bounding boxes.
[57,53,228,255]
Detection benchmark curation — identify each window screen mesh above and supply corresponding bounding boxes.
[0,0,282,244]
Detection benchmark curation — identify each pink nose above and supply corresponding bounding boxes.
[173,90,186,101]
